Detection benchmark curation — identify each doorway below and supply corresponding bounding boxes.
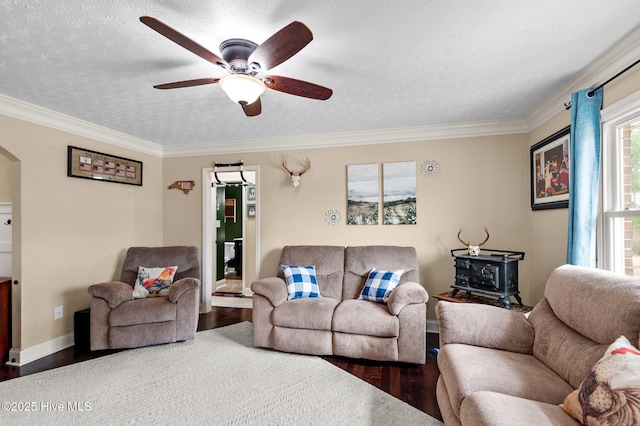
[214,181,245,295]
[0,147,18,364]
[201,166,258,311]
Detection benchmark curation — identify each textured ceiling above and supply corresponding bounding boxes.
[1,0,640,149]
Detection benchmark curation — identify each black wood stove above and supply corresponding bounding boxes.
[450,249,525,309]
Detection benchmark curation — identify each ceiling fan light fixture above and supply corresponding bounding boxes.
[219,74,266,105]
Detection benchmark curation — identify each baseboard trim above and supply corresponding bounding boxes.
[426,319,439,334]
[5,332,75,366]
[212,295,253,309]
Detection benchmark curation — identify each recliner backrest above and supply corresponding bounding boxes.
[278,245,345,299]
[343,246,419,300]
[545,264,640,345]
[120,246,201,286]
[528,264,640,389]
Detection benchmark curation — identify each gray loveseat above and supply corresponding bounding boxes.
[251,245,429,363]
[436,264,640,425]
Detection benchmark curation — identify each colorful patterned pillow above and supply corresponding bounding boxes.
[281,264,322,300]
[132,266,178,299]
[358,268,404,303]
[560,335,640,425]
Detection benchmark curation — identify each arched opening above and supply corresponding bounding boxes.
[0,146,20,364]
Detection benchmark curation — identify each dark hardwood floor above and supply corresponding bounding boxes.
[0,307,442,422]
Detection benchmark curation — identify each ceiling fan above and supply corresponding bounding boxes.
[140,16,333,117]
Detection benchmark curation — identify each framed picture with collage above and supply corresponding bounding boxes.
[67,146,142,186]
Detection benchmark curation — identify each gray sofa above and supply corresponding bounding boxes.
[88,246,201,350]
[251,245,429,363]
[435,264,640,425]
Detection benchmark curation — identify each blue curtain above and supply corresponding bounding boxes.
[566,87,603,266]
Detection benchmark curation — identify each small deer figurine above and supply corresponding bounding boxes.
[457,226,490,256]
[282,155,311,190]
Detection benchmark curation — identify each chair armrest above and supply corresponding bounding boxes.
[168,277,201,303]
[436,301,534,354]
[88,281,133,309]
[387,282,429,315]
[251,277,288,307]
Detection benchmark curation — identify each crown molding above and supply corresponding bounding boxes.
[0,94,163,157]
[601,88,640,123]
[162,118,529,157]
[526,26,640,131]
[0,90,528,158]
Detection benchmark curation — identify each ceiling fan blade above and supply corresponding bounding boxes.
[241,98,262,117]
[248,21,313,71]
[264,76,332,100]
[153,78,220,89]
[140,16,227,68]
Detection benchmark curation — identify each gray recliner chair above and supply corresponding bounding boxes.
[88,246,201,350]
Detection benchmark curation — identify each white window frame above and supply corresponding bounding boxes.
[598,90,640,273]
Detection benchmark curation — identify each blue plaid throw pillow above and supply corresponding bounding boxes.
[358,268,404,303]
[281,264,322,300]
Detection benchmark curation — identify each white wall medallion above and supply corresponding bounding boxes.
[420,160,440,177]
[325,209,342,226]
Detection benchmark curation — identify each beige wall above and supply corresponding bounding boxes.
[0,153,11,202]
[164,133,531,319]
[0,114,163,350]
[526,65,640,303]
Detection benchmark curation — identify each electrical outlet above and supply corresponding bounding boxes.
[54,305,63,320]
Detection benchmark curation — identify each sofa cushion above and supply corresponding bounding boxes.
[109,322,177,348]
[461,391,579,426]
[438,343,574,417]
[273,327,333,356]
[358,268,404,303]
[333,332,398,361]
[560,335,640,425]
[343,246,419,300]
[132,265,178,298]
[109,297,177,327]
[332,299,399,337]
[279,246,344,299]
[281,264,322,299]
[272,297,340,331]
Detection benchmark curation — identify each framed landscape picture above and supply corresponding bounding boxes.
[383,161,416,224]
[347,163,379,225]
[530,126,570,210]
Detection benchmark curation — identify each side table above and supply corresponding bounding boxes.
[433,291,533,314]
[74,308,91,352]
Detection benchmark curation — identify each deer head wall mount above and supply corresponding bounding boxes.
[282,155,310,189]
[457,226,490,256]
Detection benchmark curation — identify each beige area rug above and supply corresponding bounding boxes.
[0,322,442,425]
